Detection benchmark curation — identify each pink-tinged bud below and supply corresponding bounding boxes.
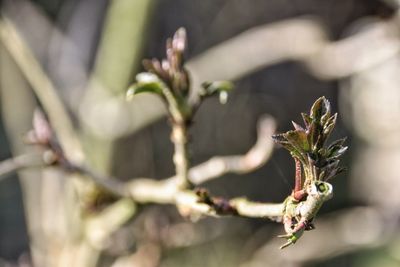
[32,109,53,145]
[172,28,186,53]
[161,59,170,72]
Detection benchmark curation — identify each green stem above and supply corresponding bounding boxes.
[171,123,191,189]
[160,85,192,189]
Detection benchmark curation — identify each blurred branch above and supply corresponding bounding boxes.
[0,17,85,163]
[0,153,44,180]
[82,0,156,172]
[188,116,275,184]
[92,0,155,94]
[187,17,326,91]
[187,15,400,99]
[85,198,137,250]
[80,116,274,190]
[68,164,131,197]
[79,14,400,136]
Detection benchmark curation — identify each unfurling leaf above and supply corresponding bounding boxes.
[285,130,310,152]
[301,113,312,128]
[126,73,164,100]
[272,133,304,161]
[201,81,233,97]
[200,81,234,104]
[310,96,330,121]
[273,96,347,183]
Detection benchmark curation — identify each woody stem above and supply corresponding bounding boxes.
[292,157,306,201]
[294,158,302,192]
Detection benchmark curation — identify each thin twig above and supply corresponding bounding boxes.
[188,116,276,184]
[69,116,278,218]
[69,165,131,197]
[171,123,191,189]
[231,198,284,219]
[65,167,285,220]
[0,116,272,219]
[0,153,44,180]
[69,116,276,198]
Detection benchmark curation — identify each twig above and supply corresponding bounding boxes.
[0,153,44,180]
[171,122,191,189]
[85,198,137,250]
[66,168,285,220]
[68,116,275,197]
[174,190,285,221]
[83,117,278,219]
[188,116,276,184]
[0,115,278,220]
[230,198,284,219]
[69,164,131,197]
[0,17,85,163]
[41,116,279,219]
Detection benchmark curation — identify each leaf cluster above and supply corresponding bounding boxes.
[272,97,347,182]
[126,28,233,123]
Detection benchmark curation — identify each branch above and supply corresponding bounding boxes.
[69,164,131,197]
[230,198,284,219]
[188,116,276,184]
[187,15,400,99]
[0,114,277,220]
[0,153,44,180]
[171,123,191,189]
[0,17,85,163]
[62,116,281,220]
[70,116,275,193]
[69,168,284,221]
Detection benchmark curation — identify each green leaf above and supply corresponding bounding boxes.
[322,113,337,141]
[127,82,163,99]
[307,120,322,150]
[274,97,347,183]
[126,73,164,100]
[272,134,296,153]
[328,146,348,160]
[202,81,234,96]
[327,138,347,158]
[328,137,347,148]
[310,96,330,121]
[285,130,310,152]
[301,113,312,128]
[272,133,306,161]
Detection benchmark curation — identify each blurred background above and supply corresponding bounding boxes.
[1,0,400,266]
